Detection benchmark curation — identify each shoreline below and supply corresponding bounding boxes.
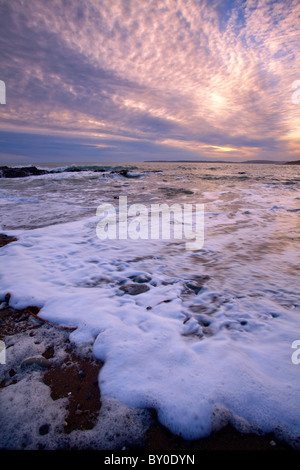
[0,304,293,451]
[0,234,295,451]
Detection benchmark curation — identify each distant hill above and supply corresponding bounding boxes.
[144,159,300,165]
[284,160,300,165]
[144,160,232,163]
[145,159,286,164]
[240,160,283,164]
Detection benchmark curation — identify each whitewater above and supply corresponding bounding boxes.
[0,162,299,447]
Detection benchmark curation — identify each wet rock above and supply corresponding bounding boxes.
[42,345,55,359]
[129,274,152,283]
[21,356,50,369]
[39,424,50,435]
[159,187,194,196]
[202,327,213,336]
[183,316,191,324]
[120,284,150,295]
[0,166,47,178]
[157,299,172,305]
[185,275,210,294]
[196,316,210,327]
[0,234,18,248]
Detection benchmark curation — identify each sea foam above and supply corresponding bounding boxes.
[0,212,299,446]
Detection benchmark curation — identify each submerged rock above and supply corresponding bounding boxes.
[120,284,150,295]
[21,356,50,369]
[159,187,194,196]
[184,275,210,294]
[129,274,152,284]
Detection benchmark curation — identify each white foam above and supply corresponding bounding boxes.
[0,211,300,446]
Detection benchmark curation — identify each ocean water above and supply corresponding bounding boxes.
[0,162,300,445]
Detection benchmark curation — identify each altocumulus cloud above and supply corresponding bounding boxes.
[0,0,299,163]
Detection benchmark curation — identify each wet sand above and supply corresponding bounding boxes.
[0,303,293,451]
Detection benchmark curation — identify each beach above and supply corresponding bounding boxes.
[0,289,293,450]
[0,163,300,451]
[1,0,300,453]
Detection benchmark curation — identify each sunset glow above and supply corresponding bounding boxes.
[0,0,299,162]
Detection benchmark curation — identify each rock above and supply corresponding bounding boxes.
[42,345,54,359]
[129,274,152,283]
[185,281,203,294]
[120,284,150,295]
[21,356,50,369]
[202,327,213,336]
[39,424,50,435]
[0,166,47,178]
[185,275,210,294]
[159,187,194,196]
[0,234,18,247]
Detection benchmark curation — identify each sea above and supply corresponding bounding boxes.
[0,161,299,446]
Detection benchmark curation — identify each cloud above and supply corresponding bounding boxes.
[0,0,299,161]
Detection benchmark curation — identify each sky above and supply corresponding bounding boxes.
[0,0,299,164]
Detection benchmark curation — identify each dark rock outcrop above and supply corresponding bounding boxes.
[0,166,47,178]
